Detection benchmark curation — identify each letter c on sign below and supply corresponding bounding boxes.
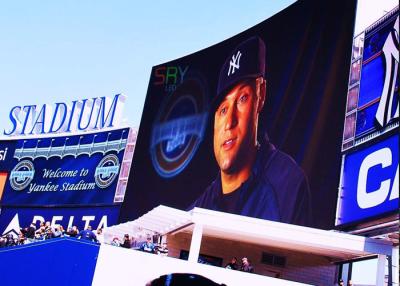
[357,148,392,209]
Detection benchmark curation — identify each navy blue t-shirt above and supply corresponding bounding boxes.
[77,230,97,242]
[189,139,311,226]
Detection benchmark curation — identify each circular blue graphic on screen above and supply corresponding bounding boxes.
[150,77,208,178]
[9,160,35,191]
[95,154,120,188]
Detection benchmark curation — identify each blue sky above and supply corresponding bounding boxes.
[0,0,397,136]
[0,1,297,134]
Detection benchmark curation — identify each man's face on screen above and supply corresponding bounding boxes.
[213,79,259,174]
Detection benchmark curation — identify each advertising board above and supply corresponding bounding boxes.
[0,205,120,235]
[342,10,399,151]
[337,7,399,226]
[336,134,398,225]
[0,128,130,206]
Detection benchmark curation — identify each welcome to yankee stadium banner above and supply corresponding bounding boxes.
[0,128,129,206]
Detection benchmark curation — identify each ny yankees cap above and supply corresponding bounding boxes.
[214,36,266,110]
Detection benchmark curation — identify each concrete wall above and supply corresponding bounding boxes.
[93,244,311,286]
[167,232,338,286]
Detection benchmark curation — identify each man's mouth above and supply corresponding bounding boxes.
[222,138,237,150]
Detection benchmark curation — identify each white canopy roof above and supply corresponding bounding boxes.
[105,205,392,261]
[104,205,192,240]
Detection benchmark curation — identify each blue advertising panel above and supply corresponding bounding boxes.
[0,128,129,206]
[0,205,120,235]
[337,134,399,225]
[341,10,398,152]
[0,140,17,168]
[355,13,399,139]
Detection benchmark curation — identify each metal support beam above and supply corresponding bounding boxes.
[375,254,386,286]
[188,223,203,263]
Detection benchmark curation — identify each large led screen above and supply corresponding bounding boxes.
[0,128,129,206]
[121,0,357,229]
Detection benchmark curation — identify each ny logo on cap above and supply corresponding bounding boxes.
[228,50,242,76]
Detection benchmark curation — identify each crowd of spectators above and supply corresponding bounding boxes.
[110,233,169,257]
[0,222,102,248]
[108,233,253,275]
[225,257,254,273]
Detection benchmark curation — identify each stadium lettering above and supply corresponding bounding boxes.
[28,182,59,193]
[357,148,399,209]
[42,168,78,178]
[3,94,126,136]
[32,215,108,230]
[62,181,96,191]
[0,148,8,161]
[26,181,97,194]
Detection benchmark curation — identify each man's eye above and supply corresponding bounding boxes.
[238,94,248,103]
[219,106,227,115]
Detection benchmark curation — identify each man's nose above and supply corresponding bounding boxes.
[224,105,238,130]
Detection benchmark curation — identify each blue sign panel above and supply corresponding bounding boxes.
[0,128,129,206]
[0,206,120,235]
[0,140,17,169]
[355,14,399,139]
[337,134,399,225]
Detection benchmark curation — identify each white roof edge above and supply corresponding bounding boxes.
[190,207,393,256]
[105,205,392,258]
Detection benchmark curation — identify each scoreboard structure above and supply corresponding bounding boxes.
[336,6,398,232]
[335,7,398,285]
[0,127,136,234]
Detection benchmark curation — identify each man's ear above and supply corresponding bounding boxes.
[257,78,266,113]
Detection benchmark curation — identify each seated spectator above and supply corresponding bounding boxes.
[121,234,131,249]
[157,242,169,256]
[225,257,238,270]
[27,223,36,239]
[111,237,121,247]
[59,225,65,236]
[44,222,53,240]
[240,257,254,273]
[0,236,6,247]
[34,222,46,240]
[17,232,26,245]
[52,225,63,238]
[140,237,155,253]
[66,226,79,237]
[35,227,45,240]
[76,226,98,243]
[130,236,138,248]
[21,223,36,240]
[65,227,73,236]
[5,234,16,247]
